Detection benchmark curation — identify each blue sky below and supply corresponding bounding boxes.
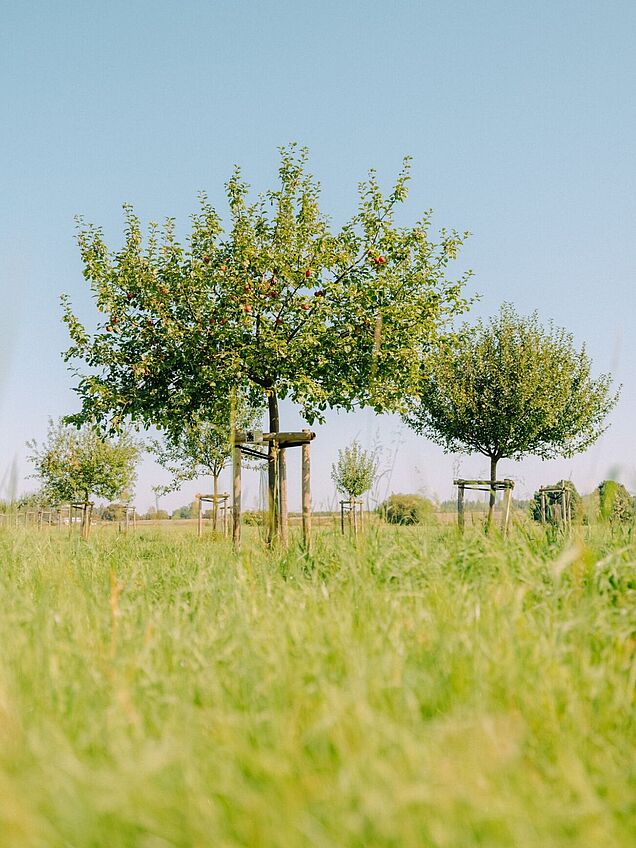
[1,0,634,512]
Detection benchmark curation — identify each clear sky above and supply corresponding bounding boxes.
[1,0,634,512]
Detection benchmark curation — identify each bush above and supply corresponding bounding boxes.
[242,511,266,526]
[598,480,633,524]
[379,494,435,525]
[172,504,193,520]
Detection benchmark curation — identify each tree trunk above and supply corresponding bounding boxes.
[487,456,498,531]
[212,473,219,531]
[267,391,280,545]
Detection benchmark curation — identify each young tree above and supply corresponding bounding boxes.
[149,401,262,529]
[331,440,379,502]
[28,420,141,539]
[405,304,618,527]
[62,145,472,540]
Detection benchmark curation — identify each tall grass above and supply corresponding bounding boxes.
[0,524,633,847]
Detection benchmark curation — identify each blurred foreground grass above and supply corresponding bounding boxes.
[0,524,634,847]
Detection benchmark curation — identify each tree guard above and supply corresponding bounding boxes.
[232,429,315,550]
[340,499,364,536]
[454,479,515,535]
[538,484,572,527]
[195,493,230,538]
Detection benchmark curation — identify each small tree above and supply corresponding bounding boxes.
[331,441,379,502]
[405,304,618,527]
[28,420,140,539]
[149,401,262,529]
[598,480,633,525]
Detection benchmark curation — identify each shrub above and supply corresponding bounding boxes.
[598,480,633,524]
[379,494,435,525]
[243,511,266,526]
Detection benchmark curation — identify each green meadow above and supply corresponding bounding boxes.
[0,524,634,847]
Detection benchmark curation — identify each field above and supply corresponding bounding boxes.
[0,523,634,847]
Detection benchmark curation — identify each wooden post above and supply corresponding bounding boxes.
[502,484,513,537]
[279,446,288,548]
[457,484,465,532]
[540,491,546,524]
[268,443,279,545]
[197,495,203,539]
[359,500,364,531]
[232,445,242,548]
[81,502,92,541]
[340,501,345,535]
[301,432,311,548]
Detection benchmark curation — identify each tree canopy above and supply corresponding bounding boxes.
[28,420,140,506]
[331,441,379,501]
[62,144,472,438]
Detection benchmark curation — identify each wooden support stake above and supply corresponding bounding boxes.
[540,491,546,524]
[279,447,288,548]
[302,431,311,548]
[457,484,465,532]
[197,496,203,539]
[232,445,242,548]
[502,485,512,536]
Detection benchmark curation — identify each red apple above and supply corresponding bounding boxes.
[244,304,252,314]
[203,255,210,264]
[374,255,386,265]
[301,302,310,311]
[304,269,312,278]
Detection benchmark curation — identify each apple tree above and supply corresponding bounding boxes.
[404,304,618,527]
[62,145,472,538]
[28,420,141,539]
